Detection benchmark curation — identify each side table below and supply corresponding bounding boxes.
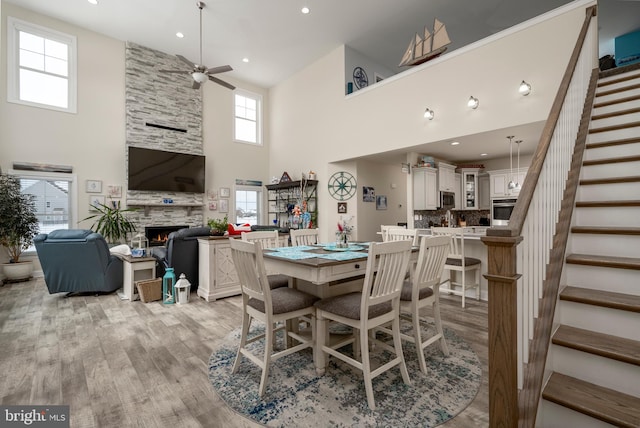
[119,256,156,301]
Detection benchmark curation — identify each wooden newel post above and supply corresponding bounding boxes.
[481,233,522,428]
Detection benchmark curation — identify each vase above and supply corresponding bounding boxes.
[335,231,349,248]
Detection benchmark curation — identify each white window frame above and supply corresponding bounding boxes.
[233,89,262,145]
[9,169,78,255]
[234,184,263,225]
[7,16,78,113]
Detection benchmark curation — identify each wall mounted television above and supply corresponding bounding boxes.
[127,146,205,193]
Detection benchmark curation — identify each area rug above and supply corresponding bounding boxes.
[208,320,481,427]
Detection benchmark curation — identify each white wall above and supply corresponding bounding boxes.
[269,1,594,241]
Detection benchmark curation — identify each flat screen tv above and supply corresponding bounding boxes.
[128,147,205,193]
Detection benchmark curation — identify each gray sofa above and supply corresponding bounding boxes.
[34,229,123,294]
[150,226,211,291]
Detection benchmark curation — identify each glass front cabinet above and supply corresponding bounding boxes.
[459,168,482,210]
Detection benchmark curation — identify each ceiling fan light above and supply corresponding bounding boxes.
[192,71,208,83]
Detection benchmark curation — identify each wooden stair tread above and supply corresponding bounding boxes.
[542,372,640,428]
[593,94,640,109]
[571,226,640,235]
[586,136,640,149]
[576,200,640,207]
[595,82,640,98]
[583,154,640,166]
[561,286,640,313]
[566,253,640,270]
[589,120,640,134]
[579,176,640,185]
[597,72,640,88]
[553,325,640,365]
[592,106,640,121]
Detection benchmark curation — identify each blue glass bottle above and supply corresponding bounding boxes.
[162,267,176,305]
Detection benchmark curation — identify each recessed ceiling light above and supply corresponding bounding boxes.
[87,0,98,4]
[450,141,460,146]
[176,32,184,38]
[480,153,488,156]
[301,6,310,14]
[242,58,249,63]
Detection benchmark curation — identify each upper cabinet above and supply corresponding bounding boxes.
[438,162,456,192]
[454,173,462,210]
[459,168,481,210]
[413,167,438,210]
[479,173,490,210]
[489,168,528,198]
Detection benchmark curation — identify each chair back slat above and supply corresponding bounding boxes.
[241,230,281,249]
[290,228,320,246]
[229,238,272,307]
[363,240,412,312]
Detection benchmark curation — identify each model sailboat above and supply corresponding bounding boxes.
[399,18,451,67]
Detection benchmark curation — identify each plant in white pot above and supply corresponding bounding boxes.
[0,174,40,281]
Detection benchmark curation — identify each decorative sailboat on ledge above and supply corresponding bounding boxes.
[399,18,451,67]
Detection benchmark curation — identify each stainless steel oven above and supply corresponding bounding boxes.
[491,198,517,226]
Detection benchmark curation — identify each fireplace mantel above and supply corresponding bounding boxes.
[128,202,203,216]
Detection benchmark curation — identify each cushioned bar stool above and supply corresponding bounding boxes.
[431,227,481,308]
[229,238,318,397]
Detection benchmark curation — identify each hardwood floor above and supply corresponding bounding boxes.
[0,278,488,427]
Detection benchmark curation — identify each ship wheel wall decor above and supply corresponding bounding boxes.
[352,66,368,89]
[328,172,357,201]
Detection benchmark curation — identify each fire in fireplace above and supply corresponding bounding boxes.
[145,225,188,247]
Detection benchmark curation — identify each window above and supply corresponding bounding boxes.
[234,90,261,145]
[7,17,77,113]
[235,186,262,226]
[9,170,77,253]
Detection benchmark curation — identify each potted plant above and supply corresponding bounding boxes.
[82,200,138,244]
[207,215,228,236]
[0,174,40,280]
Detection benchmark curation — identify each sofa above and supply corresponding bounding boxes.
[34,229,123,294]
[150,226,211,291]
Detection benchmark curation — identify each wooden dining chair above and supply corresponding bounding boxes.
[290,228,320,246]
[380,224,405,242]
[314,240,412,410]
[375,235,451,373]
[241,230,289,289]
[431,227,481,308]
[229,238,318,397]
[383,227,418,246]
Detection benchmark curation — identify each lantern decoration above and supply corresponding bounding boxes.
[174,273,191,305]
[130,233,149,257]
[162,267,176,305]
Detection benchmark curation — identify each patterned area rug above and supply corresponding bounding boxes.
[208,320,481,427]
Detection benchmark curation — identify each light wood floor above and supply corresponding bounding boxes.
[0,278,489,427]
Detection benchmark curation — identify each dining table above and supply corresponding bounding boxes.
[262,242,418,374]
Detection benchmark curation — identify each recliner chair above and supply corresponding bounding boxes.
[150,226,211,291]
[34,229,123,294]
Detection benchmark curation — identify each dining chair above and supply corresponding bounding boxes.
[431,227,481,308]
[383,227,418,246]
[229,238,318,397]
[380,224,406,242]
[241,230,289,289]
[314,240,412,410]
[290,228,320,246]
[375,235,451,374]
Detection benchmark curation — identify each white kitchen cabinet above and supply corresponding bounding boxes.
[459,168,481,210]
[479,173,490,210]
[454,173,462,210]
[438,162,456,193]
[413,167,438,210]
[489,168,528,198]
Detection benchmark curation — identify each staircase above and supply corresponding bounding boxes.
[538,66,640,427]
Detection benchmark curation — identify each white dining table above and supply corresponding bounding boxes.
[262,242,418,374]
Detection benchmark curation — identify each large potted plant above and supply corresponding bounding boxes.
[0,174,40,280]
[82,200,138,244]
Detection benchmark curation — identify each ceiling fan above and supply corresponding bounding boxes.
[160,1,235,90]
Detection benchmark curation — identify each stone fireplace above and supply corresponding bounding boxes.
[145,225,188,247]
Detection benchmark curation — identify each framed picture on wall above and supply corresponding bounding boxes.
[219,199,229,213]
[363,186,375,202]
[86,180,102,193]
[337,202,347,214]
[89,195,105,211]
[376,195,387,210]
[220,187,230,198]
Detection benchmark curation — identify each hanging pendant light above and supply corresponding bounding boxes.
[515,140,522,190]
[507,136,516,190]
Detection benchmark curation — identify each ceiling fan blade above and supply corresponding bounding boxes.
[192,80,201,90]
[208,75,236,90]
[159,69,189,74]
[206,65,233,75]
[176,55,196,68]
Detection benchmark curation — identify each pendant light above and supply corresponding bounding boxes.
[507,136,516,190]
[515,140,522,189]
